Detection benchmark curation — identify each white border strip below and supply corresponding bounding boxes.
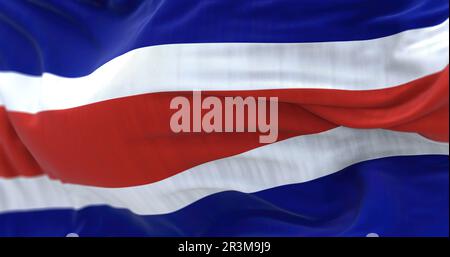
[0,20,448,113]
[0,127,448,215]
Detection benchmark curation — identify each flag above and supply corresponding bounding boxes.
[0,0,448,236]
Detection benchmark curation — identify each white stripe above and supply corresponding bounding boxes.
[0,20,448,114]
[0,127,447,215]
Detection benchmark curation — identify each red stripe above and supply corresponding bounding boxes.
[0,68,447,187]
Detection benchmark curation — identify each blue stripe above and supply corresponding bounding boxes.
[0,0,448,77]
[0,155,448,237]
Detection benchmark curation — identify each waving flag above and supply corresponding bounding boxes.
[0,0,448,237]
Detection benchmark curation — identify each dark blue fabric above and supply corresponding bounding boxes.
[0,0,448,77]
[0,155,448,237]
